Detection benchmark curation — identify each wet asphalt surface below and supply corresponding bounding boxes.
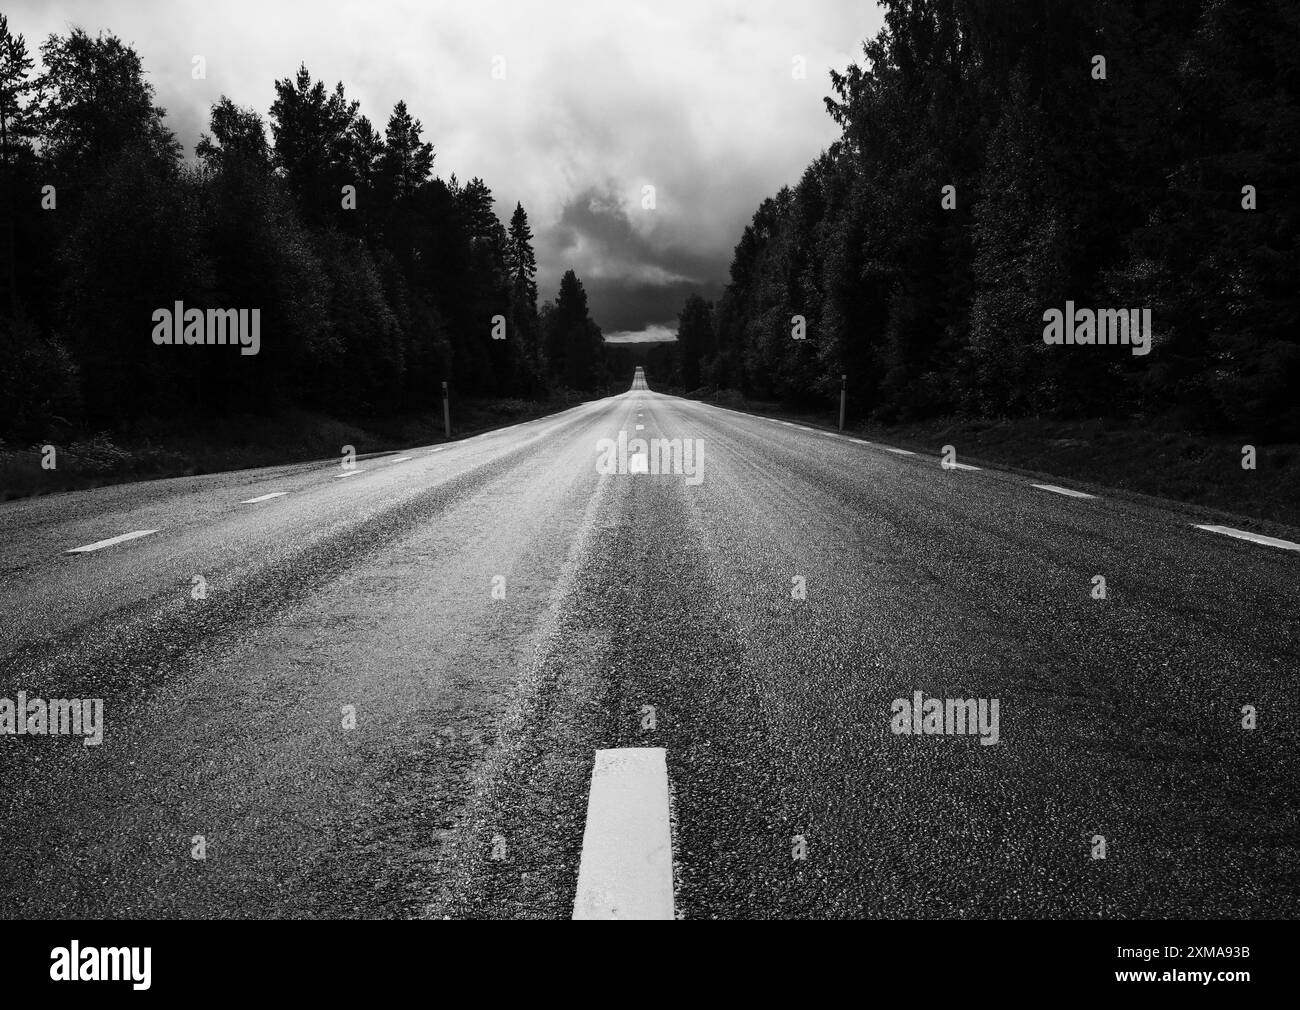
[1,376,1297,918]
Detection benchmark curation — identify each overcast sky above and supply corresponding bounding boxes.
[10,0,883,341]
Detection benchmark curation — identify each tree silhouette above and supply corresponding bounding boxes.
[379,100,433,200]
[674,294,712,392]
[507,202,543,387]
[546,270,604,391]
[36,27,180,178]
[269,64,357,226]
[196,97,269,174]
[0,14,35,318]
[507,202,538,308]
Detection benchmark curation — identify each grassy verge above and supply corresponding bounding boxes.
[0,395,579,501]
[689,390,1300,533]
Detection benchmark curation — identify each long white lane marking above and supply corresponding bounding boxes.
[334,469,364,479]
[66,530,159,554]
[1032,483,1096,499]
[943,462,982,471]
[883,446,916,456]
[573,748,674,921]
[429,447,445,453]
[241,492,289,504]
[390,455,413,463]
[1193,524,1300,552]
[635,425,645,431]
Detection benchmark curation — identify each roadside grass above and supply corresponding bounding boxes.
[0,396,577,501]
[687,390,1300,533]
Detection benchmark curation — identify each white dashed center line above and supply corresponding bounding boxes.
[635,424,645,430]
[390,456,413,463]
[944,462,982,471]
[883,446,916,456]
[241,492,288,504]
[66,530,159,554]
[1193,525,1300,552]
[573,748,675,920]
[1031,483,1096,499]
[334,469,363,479]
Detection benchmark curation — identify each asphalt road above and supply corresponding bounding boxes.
[2,370,1297,919]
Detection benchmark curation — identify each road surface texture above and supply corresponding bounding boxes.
[2,370,1297,919]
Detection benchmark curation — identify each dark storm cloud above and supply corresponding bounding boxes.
[552,187,721,285]
[586,278,724,336]
[544,186,727,334]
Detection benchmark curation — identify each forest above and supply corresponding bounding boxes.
[674,0,1300,440]
[0,15,611,444]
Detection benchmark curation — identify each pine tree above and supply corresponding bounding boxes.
[506,202,542,385]
[379,100,433,200]
[547,269,603,391]
[268,65,358,225]
[346,115,385,192]
[461,177,504,248]
[507,202,538,307]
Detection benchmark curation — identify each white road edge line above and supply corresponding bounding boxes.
[943,462,982,471]
[573,747,675,920]
[65,530,159,554]
[883,446,916,456]
[390,456,413,463]
[1032,483,1096,499]
[334,469,364,479]
[1193,524,1300,552]
[241,492,289,504]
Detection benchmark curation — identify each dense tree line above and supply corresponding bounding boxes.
[677,0,1300,438]
[0,17,608,440]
